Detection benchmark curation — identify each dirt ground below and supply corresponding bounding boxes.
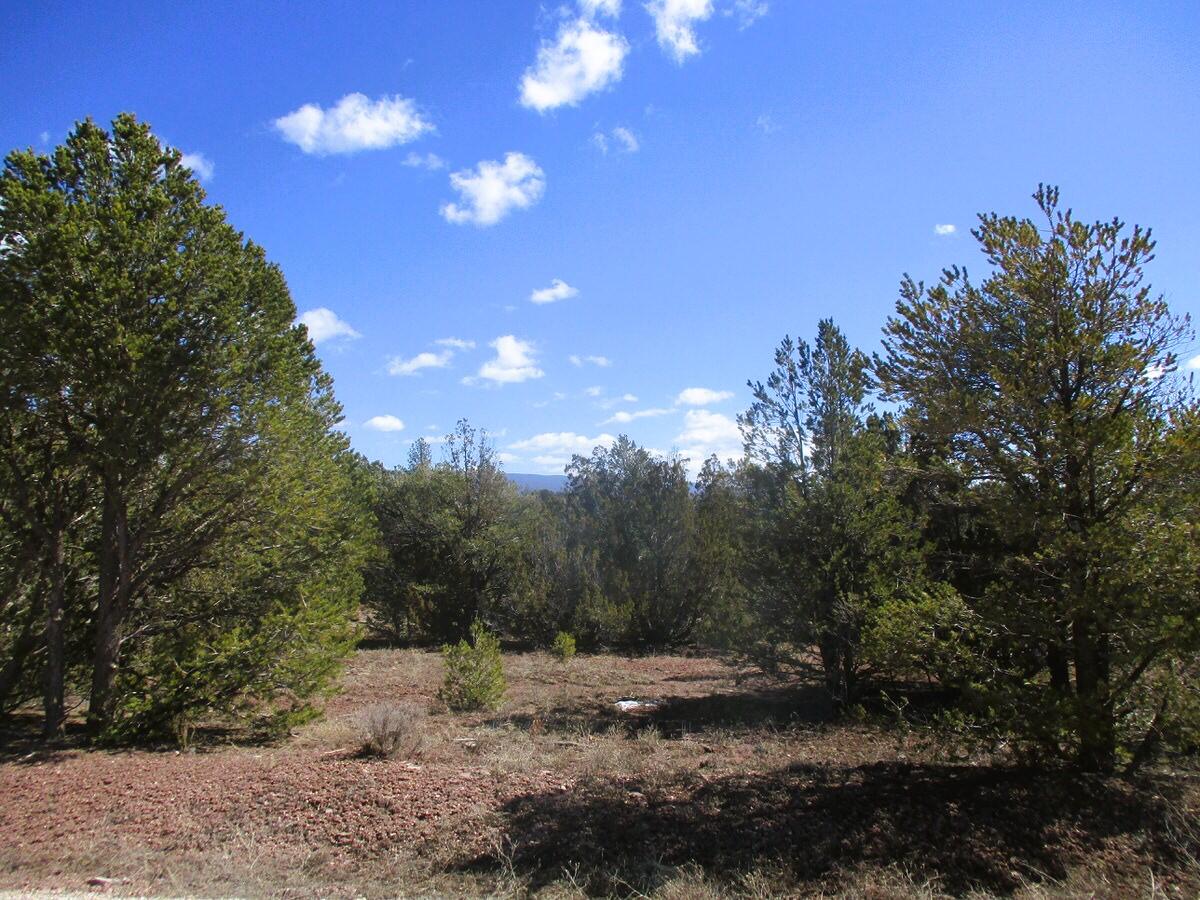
[1,649,1197,898]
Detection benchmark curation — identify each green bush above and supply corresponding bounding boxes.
[551,631,577,662]
[440,621,506,712]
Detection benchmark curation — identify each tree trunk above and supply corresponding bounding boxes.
[1073,612,1115,772]
[41,518,67,739]
[819,634,847,712]
[1047,636,1070,692]
[87,481,131,737]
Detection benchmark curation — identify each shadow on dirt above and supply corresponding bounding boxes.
[486,680,832,739]
[463,762,1199,895]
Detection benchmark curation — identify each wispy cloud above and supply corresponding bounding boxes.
[602,407,675,424]
[754,113,778,134]
[403,151,446,170]
[180,151,214,181]
[675,386,733,406]
[595,125,640,154]
[435,337,476,350]
[520,18,629,112]
[274,93,433,155]
[569,354,611,367]
[1187,353,1200,370]
[297,307,360,345]
[934,223,957,236]
[531,278,579,304]
[580,0,622,16]
[387,350,453,376]
[585,386,604,397]
[441,153,545,226]
[470,335,544,385]
[728,0,768,29]
[364,414,406,432]
[646,0,714,62]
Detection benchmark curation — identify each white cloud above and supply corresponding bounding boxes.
[570,354,611,367]
[580,0,622,17]
[674,409,743,467]
[39,131,50,144]
[934,223,957,236]
[603,407,675,424]
[387,350,452,376]
[403,151,446,170]
[510,431,617,469]
[473,335,544,384]
[646,0,714,62]
[531,278,579,304]
[755,113,778,134]
[435,337,475,350]
[675,386,733,406]
[1186,354,1200,370]
[519,19,629,112]
[729,0,768,29]
[511,431,616,471]
[441,153,545,227]
[594,125,640,154]
[364,414,406,432]
[497,452,522,466]
[597,391,638,409]
[585,386,604,397]
[180,152,214,181]
[274,93,433,155]
[612,126,639,152]
[297,307,360,345]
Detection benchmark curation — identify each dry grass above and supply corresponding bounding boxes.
[1,648,1198,898]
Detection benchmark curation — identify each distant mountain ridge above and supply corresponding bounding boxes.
[506,472,568,493]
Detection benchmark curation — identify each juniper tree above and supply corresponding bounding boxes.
[0,114,373,739]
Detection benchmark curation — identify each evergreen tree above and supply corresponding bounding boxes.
[0,114,373,740]
[877,185,1198,770]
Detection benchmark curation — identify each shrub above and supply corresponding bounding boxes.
[551,631,577,663]
[440,621,506,712]
[358,701,427,758]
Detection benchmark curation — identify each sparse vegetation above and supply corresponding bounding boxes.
[439,620,507,711]
[552,631,577,662]
[357,701,427,758]
[2,648,1198,898]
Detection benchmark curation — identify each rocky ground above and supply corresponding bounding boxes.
[1,650,1197,898]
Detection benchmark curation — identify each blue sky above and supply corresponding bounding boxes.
[3,0,1199,474]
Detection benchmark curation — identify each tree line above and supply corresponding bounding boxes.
[2,116,1197,772]
[362,186,1199,773]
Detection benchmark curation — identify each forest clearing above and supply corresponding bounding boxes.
[4,4,1200,898]
[2,648,1198,898]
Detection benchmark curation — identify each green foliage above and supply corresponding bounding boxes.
[439,620,507,712]
[564,437,703,647]
[551,631,577,662]
[362,420,524,645]
[859,583,982,686]
[0,114,374,741]
[877,185,1199,771]
[740,319,934,707]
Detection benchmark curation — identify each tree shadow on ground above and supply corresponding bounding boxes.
[646,683,831,738]
[0,712,84,764]
[463,762,1199,896]
[487,681,831,739]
